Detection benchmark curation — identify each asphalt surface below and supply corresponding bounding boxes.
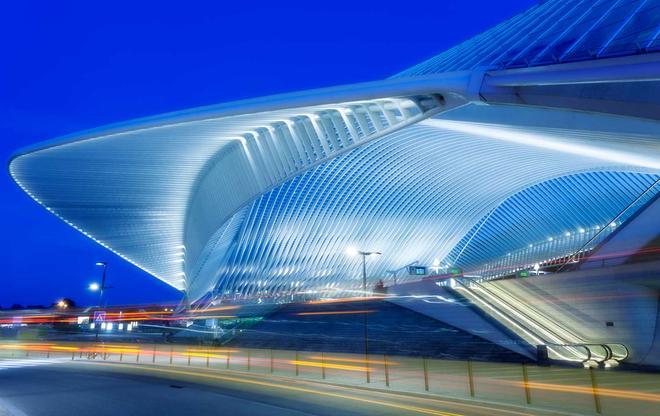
[0,359,556,416]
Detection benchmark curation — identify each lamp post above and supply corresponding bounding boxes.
[94,261,108,308]
[89,262,110,341]
[346,247,381,383]
[346,247,381,296]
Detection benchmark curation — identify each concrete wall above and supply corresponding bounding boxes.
[387,280,534,359]
[489,261,660,366]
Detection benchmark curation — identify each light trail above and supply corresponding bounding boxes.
[295,310,376,316]
[306,296,386,305]
[308,355,398,365]
[511,380,660,403]
[87,362,464,416]
[189,305,241,313]
[186,348,238,354]
[288,360,368,372]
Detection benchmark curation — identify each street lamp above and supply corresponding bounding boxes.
[346,246,381,384]
[92,262,109,308]
[345,247,381,296]
[90,261,110,341]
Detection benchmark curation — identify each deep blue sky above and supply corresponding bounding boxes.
[0,0,537,307]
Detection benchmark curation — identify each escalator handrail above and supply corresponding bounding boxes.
[604,343,630,361]
[454,279,631,363]
[543,342,633,363]
[456,277,584,344]
[453,279,591,361]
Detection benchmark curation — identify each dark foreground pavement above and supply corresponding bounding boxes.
[0,359,557,416]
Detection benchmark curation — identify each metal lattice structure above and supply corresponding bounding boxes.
[394,0,660,76]
[9,0,660,302]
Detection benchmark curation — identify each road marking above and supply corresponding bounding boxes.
[0,358,68,370]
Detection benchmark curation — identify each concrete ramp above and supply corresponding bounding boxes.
[387,280,535,359]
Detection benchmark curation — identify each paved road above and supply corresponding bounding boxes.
[0,359,557,416]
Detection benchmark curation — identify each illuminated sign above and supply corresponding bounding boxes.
[448,267,462,276]
[93,311,106,323]
[407,266,427,275]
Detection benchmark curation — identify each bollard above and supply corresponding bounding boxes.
[136,350,140,363]
[152,347,156,364]
[589,367,602,414]
[365,354,371,384]
[226,351,230,369]
[206,349,210,368]
[422,357,429,391]
[188,352,191,366]
[295,352,299,376]
[169,346,173,365]
[522,363,531,405]
[72,351,75,361]
[270,350,274,374]
[384,355,390,387]
[321,352,326,379]
[467,360,475,397]
[120,352,123,362]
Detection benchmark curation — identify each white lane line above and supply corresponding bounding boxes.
[0,358,69,370]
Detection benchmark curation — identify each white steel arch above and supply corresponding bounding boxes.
[9,0,660,301]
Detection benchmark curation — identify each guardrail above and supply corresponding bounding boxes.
[0,341,657,415]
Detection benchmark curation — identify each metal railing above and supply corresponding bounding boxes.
[0,341,656,416]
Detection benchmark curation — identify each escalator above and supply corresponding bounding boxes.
[450,278,628,366]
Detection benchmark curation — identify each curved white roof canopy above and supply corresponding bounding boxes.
[9,75,469,292]
[186,104,660,300]
[9,71,660,301]
[9,0,660,302]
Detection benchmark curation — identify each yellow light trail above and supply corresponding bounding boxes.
[100,347,141,354]
[184,352,229,359]
[512,381,660,403]
[186,348,238,354]
[50,346,79,351]
[288,360,368,372]
[88,362,463,416]
[308,355,398,365]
